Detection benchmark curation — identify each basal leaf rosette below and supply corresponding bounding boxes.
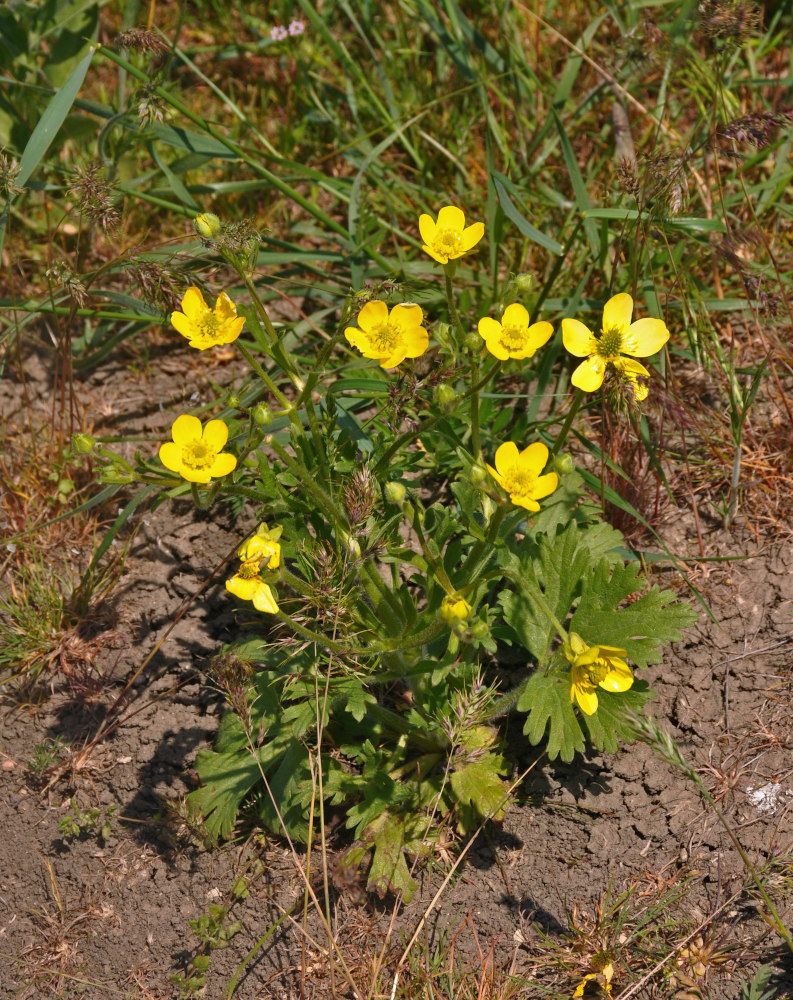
[562,292,669,401]
[171,286,245,350]
[487,441,558,512]
[159,414,237,484]
[478,303,553,362]
[418,205,484,265]
[564,632,634,716]
[344,300,428,369]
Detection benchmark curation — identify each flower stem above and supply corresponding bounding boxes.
[268,439,346,529]
[236,341,293,414]
[550,387,585,457]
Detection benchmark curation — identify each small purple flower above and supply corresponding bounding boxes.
[270,25,288,41]
[288,19,305,36]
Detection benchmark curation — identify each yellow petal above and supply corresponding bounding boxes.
[180,286,208,320]
[574,685,599,715]
[209,452,237,479]
[493,441,520,476]
[436,205,466,232]
[517,441,549,476]
[602,292,633,334]
[512,495,540,512]
[562,318,596,357]
[390,303,424,331]
[422,245,449,265]
[614,357,650,379]
[380,349,406,369]
[501,302,529,328]
[478,317,502,341]
[626,317,669,356]
[226,575,257,601]
[599,660,634,693]
[171,413,202,445]
[460,221,484,252]
[159,441,182,473]
[401,326,429,358]
[356,299,389,332]
[171,311,197,340]
[483,334,510,361]
[571,357,606,393]
[202,419,229,451]
[527,321,553,350]
[214,291,239,320]
[532,472,559,500]
[251,581,278,613]
[418,213,437,245]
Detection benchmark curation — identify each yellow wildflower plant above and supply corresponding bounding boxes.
[344,300,428,369]
[240,523,282,570]
[171,286,246,351]
[418,205,484,265]
[225,524,282,614]
[562,292,669,401]
[478,303,553,362]
[159,414,237,484]
[565,633,633,716]
[486,441,558,512]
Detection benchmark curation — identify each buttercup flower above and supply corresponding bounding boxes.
[225,525,282,614]
[562,293,669,401]
[159,414,237,484]
[565,633,633,716]
[344,300,428,369]
[439,594,472,627]
[572,961,614,997]
[171,286,245,350]
[419,205,484,265]
[486,441,558,512]
[478,303,553,361]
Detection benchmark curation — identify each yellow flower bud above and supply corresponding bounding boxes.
[439,594,472,627]
[384,481,407,505]
[194,213,221,238]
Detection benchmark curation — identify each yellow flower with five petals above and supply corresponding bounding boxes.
[225,525,282,614]
[171,286,245,350]
[486,441,558,512]
[565,633,633,716]
[419,205,484,265]
[562,293,669,401]
[344,300,428,369]
[478,303,553,361]
[159,414,237,484]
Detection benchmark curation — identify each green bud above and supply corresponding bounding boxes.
[468,621,490,641]
[514,273,534,294]
[227,395,240,409]
[470,465,487,485]
[433,383,456,410]
[464,332,482,353]
[72,433,96,455]
[344,534,361,559]
[384,481,407,505]
[98,463,135,485]
[552,452,574,474]
[194,213,221,238]
[253,404,272,426]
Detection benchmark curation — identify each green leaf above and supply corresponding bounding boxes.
[365,811,419,901]
[518,669,586,762]
[578,682,655,753]
[450,753,509,832]
[491,171,564,255]
[187,747,264,840]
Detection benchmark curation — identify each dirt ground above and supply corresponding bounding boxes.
[1,340,793,1000]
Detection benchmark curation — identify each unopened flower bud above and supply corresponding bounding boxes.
[552,452,574,474]
[253,404,272,426]
[194,213,221,238]
[464,332,482,353]
[434,383,456,411]
[514,272,534,294]
[384,481,407,505]
[468,620,489,641]
[439,593,472,627]
[470,464,487,485]
[72,433,96,455]
[98,462,135,485]
[227,395,240,409]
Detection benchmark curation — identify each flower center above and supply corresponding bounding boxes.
[433,227,462,256]
[499,323,527,351]
[503,467,537,497]
[181,438,217,471]
[370,320,399,353]
[237,556,263,579]
[595,328,624,361]
[199,313,221,340]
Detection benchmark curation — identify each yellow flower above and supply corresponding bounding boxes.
[159,414,237,484]
[562,293,669,401]
[171,286,245,351]
[565,633,633,716]
[486,441,558,512]
[478,303,553,361]
[225,524,283,614]
[418,205,484,265]
[344,300,428,369]
[439,594,472,626]
[572,961,614,997]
